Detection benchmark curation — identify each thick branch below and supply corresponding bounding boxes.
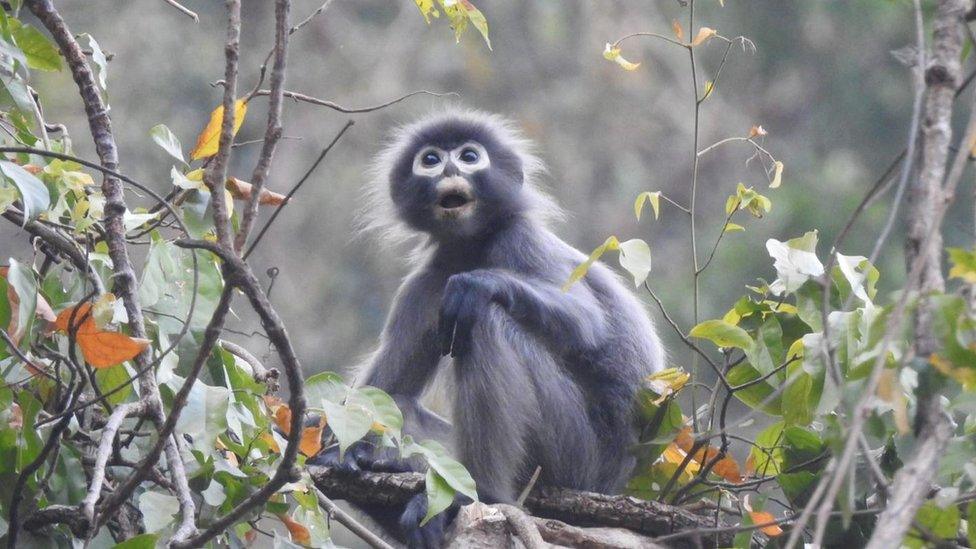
[308,466,738,547]
[864,398,952,549]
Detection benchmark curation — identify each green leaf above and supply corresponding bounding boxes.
[634,191,661,221]
[726,364,782,414]
[421,468,455,526]
[95,363,133,405]
[321,398,373,455]
[111,534,160,549]
[150,124,186,165]
[908,501,960,548]
[138,491,179,533]
[967,501,976,548]
[832,253,879,304]
[778,471,817,507]
[405,439,478,502]
[689,319,753,351]
[441,0,491,49]
[563,236,619,291]
[782,372,813,426]
[305,371,349,407]
[357,386,403,437]
[725,222,745,233]
[11,23,61,71]
[948,247,976,284]
[0,160,50,222]
[175,380,230,454]
[617,238,651,287]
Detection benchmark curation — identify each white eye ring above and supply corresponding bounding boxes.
[413,147,447,177]
[450,142,490,173]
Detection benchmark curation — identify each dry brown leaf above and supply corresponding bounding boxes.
[690,27,717,46]
[748,125,767,138]
[54,302,150,368]
[190,99,248,161]
[276,513,311,546]
[225,177,288,206]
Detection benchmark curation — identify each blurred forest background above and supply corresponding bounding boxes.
[2,0,969,379]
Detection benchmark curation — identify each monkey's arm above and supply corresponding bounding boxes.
[361,272,452,442]
[438,269,607,358]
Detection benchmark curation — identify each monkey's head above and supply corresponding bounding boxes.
[363,110,561,245]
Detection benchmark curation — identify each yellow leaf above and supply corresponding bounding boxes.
[749,511,784,536]
[603,43,640,71]
[702,80,714,100]
[190,99,248,161]
[930,354,976,390]
[770,161,784,188]
[690,27,717,47]
[276,513,311,546]
[646,368,690,402]
[877,369,909,435]
[259,431,280,454]
[563,236,619,291]
[414,0,440,23]
[634,191,661,221]
[725,222,745,233]
[442,0,491,49]
[671,19,684,41]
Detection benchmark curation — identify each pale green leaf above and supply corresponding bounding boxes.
[563,236,619,291]
[689,319,754,351]
[84,34,108,90]
[405,439,478,502]
[766,231,824,295]
[0,160,50,222]
[634,191,661,221]
[150,124,186,165]
[725,222,745,233]
[321,398,373,456]
[617,238,651,287]
[138,491,179,533]
[770,161,784,188]
[111,534,160,549]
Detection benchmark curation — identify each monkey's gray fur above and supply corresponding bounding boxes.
[317,110,665,547]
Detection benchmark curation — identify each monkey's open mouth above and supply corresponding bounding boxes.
[438,192,472,210]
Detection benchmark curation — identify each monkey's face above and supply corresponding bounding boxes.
[390,120,526,240]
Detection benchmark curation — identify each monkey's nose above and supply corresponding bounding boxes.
[443,161,459,177]
[434,176,475,214]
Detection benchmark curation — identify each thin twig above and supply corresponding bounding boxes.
[161,0,198,21]
[244,119,353,259]
[312,486,394,549]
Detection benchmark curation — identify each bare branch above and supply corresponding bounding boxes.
[161,0,198,22]
[311,486,394,549]
[235,0,291,252]
[247,88,459,113]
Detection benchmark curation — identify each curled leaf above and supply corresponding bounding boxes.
[225,177,288,206]
[603,43,641,71]
[563,236,619,291]
[748,125,767,138]
[690,27,717,47]
[634,191,661,221]
[276,513,311,546]
[770,161,784,188]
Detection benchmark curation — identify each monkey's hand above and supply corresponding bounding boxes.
[438,271,513,358]
[308,438,413,474]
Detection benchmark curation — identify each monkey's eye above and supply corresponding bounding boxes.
[459,147,480,164]
[421,151,442,167]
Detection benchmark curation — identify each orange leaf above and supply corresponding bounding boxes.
[299,416,326,457]
[711,455,743,483]
[276,513,311,546]
[21,164,42,175]
[671,19,684,41]
[225,177,288,206]
[690,26,717,47]
[54,302,149,368]
[190,99,248,161]
[748,510,783,536]
[673,427,743,483]
[54,302,93,332]
[274,404,292,435]
[77,331,150,368]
